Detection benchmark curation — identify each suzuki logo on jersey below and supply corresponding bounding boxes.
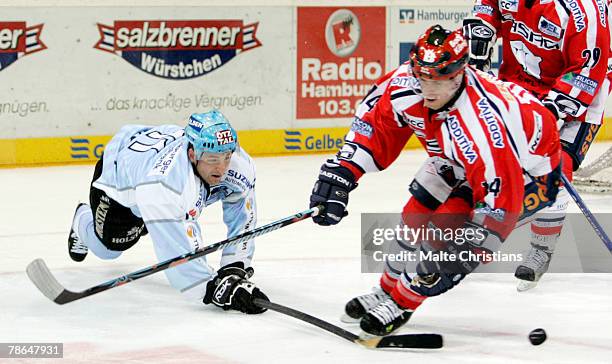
[477,99,504,148]
[216,130,235,145]
[0,22,46,72]
[227,169,255,190]
[94,20,262,80]
[447,115,478,164]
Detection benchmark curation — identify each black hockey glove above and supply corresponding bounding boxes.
[411,241,467,297]
[309,161,357,226]
[463,18,496,72]
[203,262,269,314]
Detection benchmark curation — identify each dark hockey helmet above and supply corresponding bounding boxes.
[410,25,468,80]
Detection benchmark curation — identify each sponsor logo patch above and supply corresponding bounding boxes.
[447,115,478,164]
[511,21,559,50]
[477,99,504,148]
[538,17,562,38]
[566,0,586,32]
[148,142,182,176]
[350,117,373,138]
[473,5,494,16]
[216,129,235,145]
[500,0,519,12]
[561,72,598,95]
[595,0,607,27]
[94,20,261,79]
[227,169,255,190]
[0,22,46,72]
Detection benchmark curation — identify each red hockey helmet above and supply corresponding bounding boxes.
[410,25,468,80]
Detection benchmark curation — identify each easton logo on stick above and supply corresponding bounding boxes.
[94,20,262,80]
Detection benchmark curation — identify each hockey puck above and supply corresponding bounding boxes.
[528,328,547,345]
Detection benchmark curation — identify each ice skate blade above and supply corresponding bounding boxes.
[517,279,538,292]
[340,314,360,324]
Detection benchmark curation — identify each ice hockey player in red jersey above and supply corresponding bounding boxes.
[309,25,563,336]
[463,0,611,290]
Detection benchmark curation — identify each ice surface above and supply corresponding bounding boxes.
[2,144,612,363]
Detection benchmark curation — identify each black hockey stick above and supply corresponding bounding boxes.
[561,174,612,251]
[254,298,443,349]
[26,206,322,305]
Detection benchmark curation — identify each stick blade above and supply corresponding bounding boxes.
[26,259,71,304]
[378,333,443,349]
[358,333,443,349]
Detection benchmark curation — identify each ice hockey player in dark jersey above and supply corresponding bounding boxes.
[464,0,611,291]
[309,25,563,336]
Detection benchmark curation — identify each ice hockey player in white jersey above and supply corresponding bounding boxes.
[67,110,269,314]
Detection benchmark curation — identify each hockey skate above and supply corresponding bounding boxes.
[341,287,391,323]
[359,297,413,337]
[515,244,552,292]
[68,203,89,262]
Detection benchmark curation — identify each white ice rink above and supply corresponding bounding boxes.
[2,145,612,363]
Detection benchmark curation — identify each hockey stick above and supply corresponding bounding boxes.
[26,206,322,305]
[254,298,443,349]
[561,174,612,251]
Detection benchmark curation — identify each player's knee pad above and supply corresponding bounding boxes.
[89,157,146,251]
[560,120,600,171]
[89,187,146,251]
[409,157,466,210]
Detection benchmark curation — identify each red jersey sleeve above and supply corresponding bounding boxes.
[547,0,610,122]
[336,73,415,180]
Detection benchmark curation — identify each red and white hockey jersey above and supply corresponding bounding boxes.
[473,0,611,123]
[337,64,561,234]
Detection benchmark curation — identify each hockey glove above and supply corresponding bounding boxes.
[463,18,496,72]
[411,241,466,297]
[203,262,269,314]
[310,161,357,226]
